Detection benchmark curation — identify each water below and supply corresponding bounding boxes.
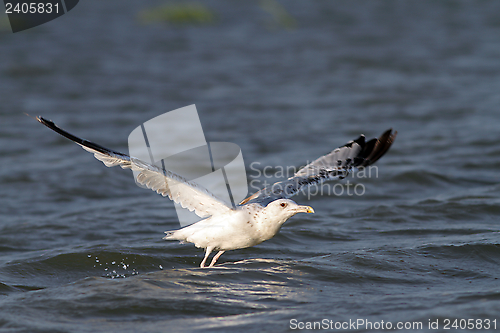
[2,1,500,332]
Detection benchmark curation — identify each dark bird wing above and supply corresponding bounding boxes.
[239,129,397,206]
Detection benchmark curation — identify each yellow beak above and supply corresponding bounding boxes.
[296,205,315,214]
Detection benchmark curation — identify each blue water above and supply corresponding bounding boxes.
[2,1,500,332]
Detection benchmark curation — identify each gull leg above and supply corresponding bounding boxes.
[208,251,225,268]
[200,247,213,268]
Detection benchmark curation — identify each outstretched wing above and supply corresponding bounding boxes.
[240,129,397,206]
[37,117,233,218]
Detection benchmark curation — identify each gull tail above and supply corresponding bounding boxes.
[163,231,176,240]
[163,230,185,241]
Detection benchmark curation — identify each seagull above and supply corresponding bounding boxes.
[36,117,396,268]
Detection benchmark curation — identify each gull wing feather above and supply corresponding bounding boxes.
[37,117,233,218]
[240,129,397,205]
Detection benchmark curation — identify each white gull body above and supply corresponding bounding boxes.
[36,116,395,268]
[164,200,313,267]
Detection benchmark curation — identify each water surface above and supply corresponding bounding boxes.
[1,1,500,332]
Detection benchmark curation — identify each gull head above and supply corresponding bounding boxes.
[262,199,314,225]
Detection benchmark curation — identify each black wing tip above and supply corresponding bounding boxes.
[382,128,397,145]
[382,128,397,139]
[36,116,64,135]
[353,134,366,146]
[362,128,397,166]
[35,116,86,145]
[35,116,121,157]
[36,116,55,128]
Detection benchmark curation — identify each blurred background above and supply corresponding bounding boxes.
[1,1,500,332]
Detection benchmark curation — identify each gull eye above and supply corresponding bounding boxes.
[280,202,287,208]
